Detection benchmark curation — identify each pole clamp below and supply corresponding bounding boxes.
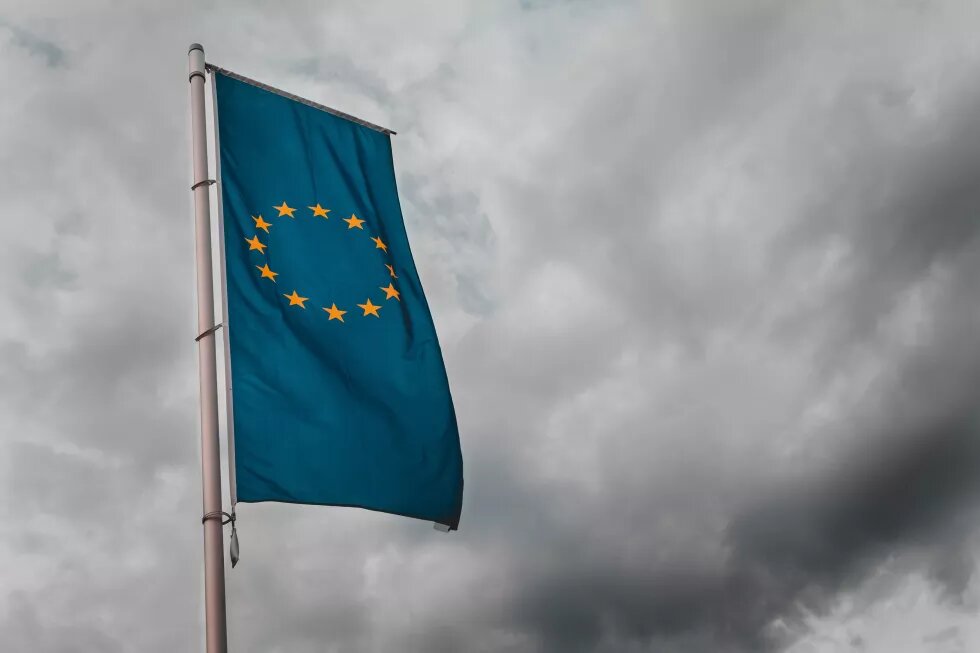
[202,510,241,567]
[195,323,223,342]
[191,179,216,191]
[202,511,235,525]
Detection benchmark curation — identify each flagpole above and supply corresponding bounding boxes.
[188,43,229,653]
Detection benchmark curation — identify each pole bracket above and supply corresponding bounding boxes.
[202,510,235,526]
[191,179,216,191]
[202,510,241,568]
[195,323,223,342]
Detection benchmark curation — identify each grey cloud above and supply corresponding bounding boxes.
[923,625,961,646]
[1,592,124,652]
[398,178,496,316]
[2,2,980,653]
[0,21,67,68]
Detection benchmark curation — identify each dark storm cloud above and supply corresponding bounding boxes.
[488,114,980,651]
[482,262,980,653]
[431,4,980,648]
[490,399,980,652]
[768,76,980,365]
[729,413,980,643]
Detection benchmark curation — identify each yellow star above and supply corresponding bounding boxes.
[244,235,267,254]
[357,298,381,317]
[371,236,388,253]
[256,263,278,282]
[380,283,400,301]
[274,201,296,218]
[323,303,347,322]
[283,290,309,308]
[252,215,272,233]
[385,264,398,279]
[309,204,330,219]
[344,214,365,230]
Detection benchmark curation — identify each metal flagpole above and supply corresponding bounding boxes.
[188,43,229,653]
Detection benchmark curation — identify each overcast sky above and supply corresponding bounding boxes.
[1,1,980,651]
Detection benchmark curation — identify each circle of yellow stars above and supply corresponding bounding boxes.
[245,201,400,324]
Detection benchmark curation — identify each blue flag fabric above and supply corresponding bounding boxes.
[214,71,462,528]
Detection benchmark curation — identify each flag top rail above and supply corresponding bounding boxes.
[205,63,397,136]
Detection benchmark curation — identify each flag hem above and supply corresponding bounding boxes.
[235,497,460,531]
[210,68,238,506]
[205,63,396,136]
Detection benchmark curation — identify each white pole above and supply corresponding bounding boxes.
[188,43,229,653]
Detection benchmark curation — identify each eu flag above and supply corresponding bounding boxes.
[213,70,462,529]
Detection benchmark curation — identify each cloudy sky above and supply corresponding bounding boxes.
[2,1,980,651]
